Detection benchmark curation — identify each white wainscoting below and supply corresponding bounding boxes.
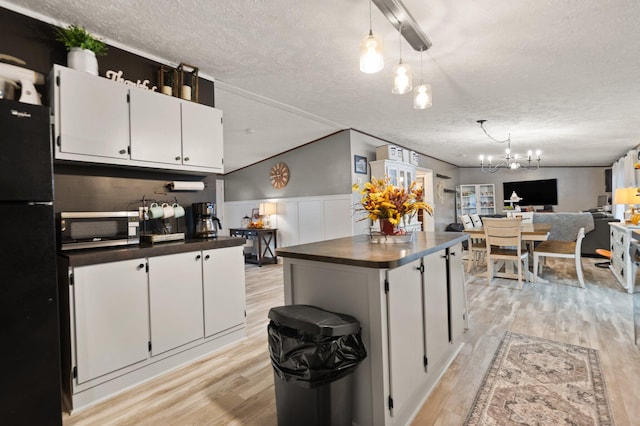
[224,194,355,249]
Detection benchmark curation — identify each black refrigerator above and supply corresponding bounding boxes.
[0,99,62,425]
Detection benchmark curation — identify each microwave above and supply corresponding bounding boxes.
[58,211,140,250]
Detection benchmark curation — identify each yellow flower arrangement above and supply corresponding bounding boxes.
[353,176,433,228]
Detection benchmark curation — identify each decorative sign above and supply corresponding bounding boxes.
[105,69,157,91]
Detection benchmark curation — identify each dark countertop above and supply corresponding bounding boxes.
[276,232,469,269]
[58,236,245,267]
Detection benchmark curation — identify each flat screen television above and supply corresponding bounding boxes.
[503,178,558,206]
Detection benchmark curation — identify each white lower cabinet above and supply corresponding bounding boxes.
[72,258,149,384]
[387,251,449,418]
[147,251,205,356]
[448,243,467,341]
[386,259,425,419]
[386,247,464,421]
[609,223,637,293]
[202,246,246,337]
[423,251,450,371]
[61,244,246,411]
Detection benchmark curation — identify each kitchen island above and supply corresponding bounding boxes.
[276,231,469,426]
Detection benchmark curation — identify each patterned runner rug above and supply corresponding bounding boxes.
[465,332,614,425]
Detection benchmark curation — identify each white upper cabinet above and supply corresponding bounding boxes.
[182,101,223,171]
[129,89,182,165]
[55,65,129,160]
[51,65,223,173]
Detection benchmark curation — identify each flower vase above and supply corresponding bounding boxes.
[380,219,397,235]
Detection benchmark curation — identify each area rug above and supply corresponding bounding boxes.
[464,332,614,425]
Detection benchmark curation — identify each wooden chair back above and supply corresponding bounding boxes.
[482,217,523,249]
[483,217,528,288]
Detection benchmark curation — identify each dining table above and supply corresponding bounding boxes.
[464,222,552,282]
[465,222,552,241]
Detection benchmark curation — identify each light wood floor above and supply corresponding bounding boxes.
[63,258,640,426]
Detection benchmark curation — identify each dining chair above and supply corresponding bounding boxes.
[460,215,474,230]
[483,217,529,289]
[461,215,486,271]
[533,227,585,288]
[470,213,482,227]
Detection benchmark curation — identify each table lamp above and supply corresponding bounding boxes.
[614,187,640,223]
[259,202,277,228]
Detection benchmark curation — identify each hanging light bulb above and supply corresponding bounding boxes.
[413,83,431,109]
[392,24,412,94]
[413,49,431,109]
[360,0,383,73]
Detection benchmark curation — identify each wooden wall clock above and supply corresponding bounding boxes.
[270,162,289,189]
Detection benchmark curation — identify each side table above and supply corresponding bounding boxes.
[229,228,278,266]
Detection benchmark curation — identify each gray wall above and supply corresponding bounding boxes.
[224,127,463,232]
[224,131,352,201]
[459,167,608,212]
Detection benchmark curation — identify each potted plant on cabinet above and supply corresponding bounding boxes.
[55,24,107,75]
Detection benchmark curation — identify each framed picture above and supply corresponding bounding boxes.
[251,208,260,220]
[354,155,368,174]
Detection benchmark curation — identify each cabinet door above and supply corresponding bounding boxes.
[56,66,129,159]
[202,246,246,337]
[181,102,223,171]
[148,252,204,356]
[423,251,450,371]
[73,259,149,383]
[448,243,467,342]
[387,259,424,418]
[386,165,399,186]
[129,89,182,165]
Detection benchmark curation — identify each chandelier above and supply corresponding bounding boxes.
[477,120,541,173]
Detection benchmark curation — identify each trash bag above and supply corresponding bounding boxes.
[268,305,367,389]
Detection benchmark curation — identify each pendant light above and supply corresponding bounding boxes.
[360,0,383,73]
[413,49,432,109]
[392,24,412,94]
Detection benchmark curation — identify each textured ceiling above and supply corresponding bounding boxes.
[5,0,640,172]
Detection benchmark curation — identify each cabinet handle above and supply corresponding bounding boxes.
[119,149,127,155]
[184,157,190,162]
[204,254,210,260]
[175,156,181,161]
[137,263,145,270]
[196,254,201,260]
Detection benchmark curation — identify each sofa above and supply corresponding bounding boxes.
[531,212,619,257]
[581,212,620,257]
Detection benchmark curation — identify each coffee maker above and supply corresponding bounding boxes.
[192,202,222,238]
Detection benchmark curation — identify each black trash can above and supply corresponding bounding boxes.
[267,305,367,426]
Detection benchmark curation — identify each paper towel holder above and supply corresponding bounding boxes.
[166,181,206,191]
